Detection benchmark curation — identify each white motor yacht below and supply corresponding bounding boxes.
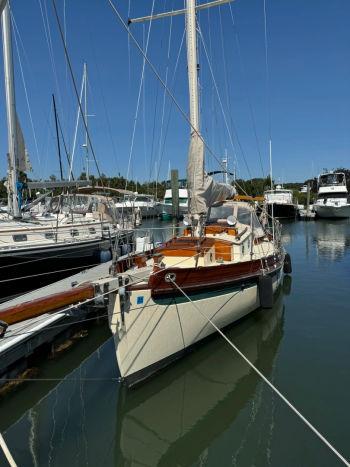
[159,179,188,220]
[264,185,297,219]
[314,172,350,218]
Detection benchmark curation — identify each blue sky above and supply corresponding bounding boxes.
[1,0,350,184]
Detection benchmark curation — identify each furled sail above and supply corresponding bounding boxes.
[187,133,235,215]
[16,112,31,172]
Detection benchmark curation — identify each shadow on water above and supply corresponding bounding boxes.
[0,280,292,467]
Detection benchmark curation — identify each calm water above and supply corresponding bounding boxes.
[0,219,349,467]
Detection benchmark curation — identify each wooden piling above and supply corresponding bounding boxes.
[171,169,179,220]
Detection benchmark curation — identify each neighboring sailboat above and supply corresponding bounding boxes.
[0,5,132,301]
[108,0,290,386]
[314,172,350,219]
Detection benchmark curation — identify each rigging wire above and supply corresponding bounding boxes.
[38,0,66,140]
[263,0,273,189]
[196,21,252,179]
[155,0,174,187]
[10,9,41,171]
[89,35,121,175]
[156,28,186,183]
[142,25,148,179]
[124,0,156,189]
[57,112,73,175]
[69,67,85,180]
[169,277,350,467]
[228,2,265,178]
[51,0,105,186]
[218,6,238,169]
[107,0,230,175]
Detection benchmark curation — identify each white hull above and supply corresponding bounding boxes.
[110,269,283,385]
[314,204,350,218]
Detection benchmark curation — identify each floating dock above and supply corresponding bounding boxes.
[0,262,114,388]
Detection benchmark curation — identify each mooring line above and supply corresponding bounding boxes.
[0,433,17,467]
[169,278,349,466]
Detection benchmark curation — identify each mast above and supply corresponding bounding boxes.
[186,0,200,135]
[52,94,63,180]
[1,2,21,218]
[83,62,89,181]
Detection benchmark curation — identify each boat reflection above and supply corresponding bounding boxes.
[2,282,288,466]
[115,287,286,466]
[313,219,350,261]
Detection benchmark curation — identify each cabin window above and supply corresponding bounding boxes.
[45,232,55,239]
[237,207,251,225]
[89,227,96,234]
[319,173,345,187]
[209,205,233,222]
[70,229,79,237]
[13,234,27,242]
[242,244,245,255]
[164,198,172,204]
[237,207,261,229]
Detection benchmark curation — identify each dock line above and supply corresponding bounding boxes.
[169,278,350,467]
[0,433,17,467]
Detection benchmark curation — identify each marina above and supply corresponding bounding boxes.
[0,219,349,466]
[0,0,349,466]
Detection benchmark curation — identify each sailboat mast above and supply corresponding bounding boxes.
[1,3,21,218]
[185,0,200,135]
[83,62,89,181]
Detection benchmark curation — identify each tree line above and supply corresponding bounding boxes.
[1,168,349,203]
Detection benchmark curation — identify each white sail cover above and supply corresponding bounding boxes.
[187,133,235,215]
[16,112,31,172]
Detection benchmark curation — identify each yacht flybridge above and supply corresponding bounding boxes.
[314,172,350,219]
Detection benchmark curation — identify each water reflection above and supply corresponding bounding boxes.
[2,285,288,467]
[313,219,350,261]
[115,289,286,466]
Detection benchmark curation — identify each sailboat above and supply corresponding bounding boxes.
[107,0,291,387]
[0,3,132,301]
